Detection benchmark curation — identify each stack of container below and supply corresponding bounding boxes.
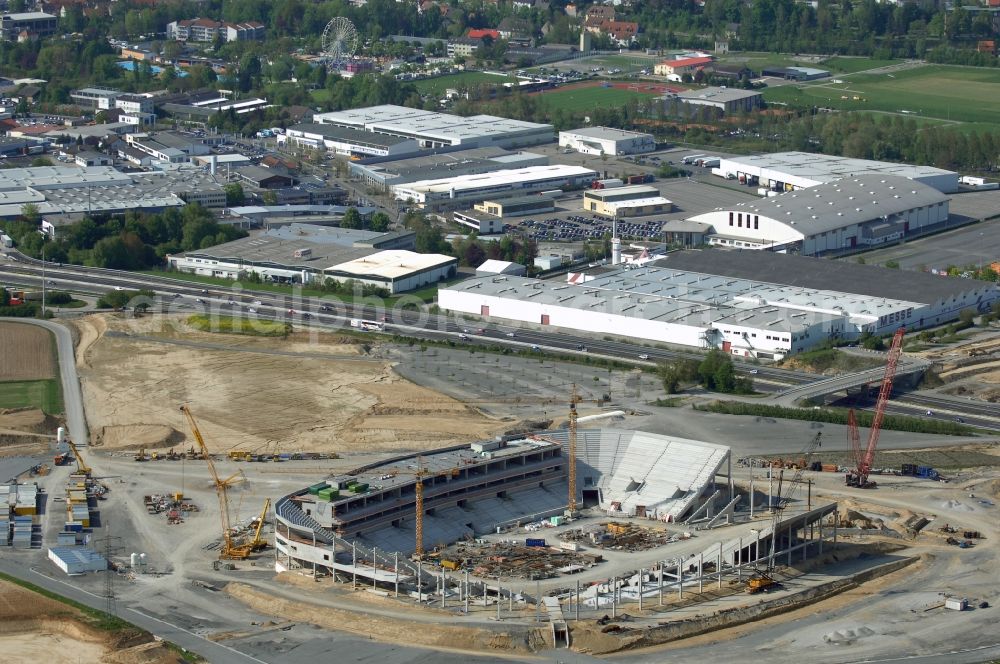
[66,482,90,530]
[56,531,77,546]
[14,484,37,516]
[11,516,32,549]
[67,504,90,528]
[0,516,9,546]
[307,482,330,496]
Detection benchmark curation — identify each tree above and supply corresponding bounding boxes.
[369,212,391,232]
[223,183,245,206]
[261,191,278,206]
[20,203,40,225]
[959,308,976,325]
[30,157,54,167]
[340,207,362,229]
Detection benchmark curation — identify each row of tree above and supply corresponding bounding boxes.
[0,204,246,270]
[659,350,755,395]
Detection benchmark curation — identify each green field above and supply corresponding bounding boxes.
[764,64,1000,125]
[187,314,291,337]
[821,56,899,73]
[534,84,658,112]
[0,379,63,415]
[412,71,515,96]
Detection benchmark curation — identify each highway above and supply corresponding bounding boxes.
[3,252,997,430]
[0,252,817,387]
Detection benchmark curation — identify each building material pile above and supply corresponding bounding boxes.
[440,541,603,580]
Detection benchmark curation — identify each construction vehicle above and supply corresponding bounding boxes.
[179,404,254,560]
[247,498,271,552]
[134,447,149,462]
[747,432,823,594]
[846,327,905,488]
[67,440,91,475]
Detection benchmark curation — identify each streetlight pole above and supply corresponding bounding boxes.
[41,244,45,316]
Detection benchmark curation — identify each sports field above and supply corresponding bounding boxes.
[411,71,515,96]
[763,64,1000,125]
[532,81,662,112]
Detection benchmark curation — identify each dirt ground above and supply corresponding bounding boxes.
[70,313,511,454]
[0,407,61,457]
[225,581,548,653]
[0,322,55,380]
[0,579,182,664]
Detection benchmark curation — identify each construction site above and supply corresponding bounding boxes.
[0,311,998,664]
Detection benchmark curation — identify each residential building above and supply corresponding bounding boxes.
[167,18,265,42]
[0,12,57,41]
[70,87,122,111]
[654,56,715,78]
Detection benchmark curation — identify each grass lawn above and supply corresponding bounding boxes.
[534,84,658,112]
[0,378,63,414]
[412,71,515,96]
[821,56,899,74]
[187,314,290,337]
[763,64,1000,124]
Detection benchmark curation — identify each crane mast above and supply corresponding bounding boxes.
[180,404,249,559]
[847,327,905,488]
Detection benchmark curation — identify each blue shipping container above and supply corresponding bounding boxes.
[525,538,546,547]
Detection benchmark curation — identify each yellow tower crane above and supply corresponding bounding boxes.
[179,404,253,560]
[399,384,605,558]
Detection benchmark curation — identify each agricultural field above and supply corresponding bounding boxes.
[820,56,899,74]
[763,64,1000,125]
[0,322,62,415]
[0,322,55,381]
[532,81,660,112]
[411,71,515,96]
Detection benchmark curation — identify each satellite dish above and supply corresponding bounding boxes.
[322,17,359,71]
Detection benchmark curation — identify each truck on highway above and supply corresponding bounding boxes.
[350,318,384,332]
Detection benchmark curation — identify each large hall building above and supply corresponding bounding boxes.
[439,250,998,359]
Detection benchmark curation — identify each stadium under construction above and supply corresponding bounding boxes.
[274,429,838,599]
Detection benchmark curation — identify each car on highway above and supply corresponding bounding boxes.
[749,369,759,374]
[476,328,485,334]
[319,304,333,311]
[506,331,516,337]
[459,334,469,340]
[926,410,934,416]
[638,354,650,360]
[531,344,540,351]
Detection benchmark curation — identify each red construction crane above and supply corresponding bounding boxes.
[846,327,905,488]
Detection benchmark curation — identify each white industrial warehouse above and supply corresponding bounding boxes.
[558,127,655,156]
[323,249,457,294]
[393,164,598,211]
[689,175,950,254]
[439,250,998,358]
[280,123,421,159]
[715,151,959,193]
[313,105,554,149]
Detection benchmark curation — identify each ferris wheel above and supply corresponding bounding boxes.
[322,17,359,70]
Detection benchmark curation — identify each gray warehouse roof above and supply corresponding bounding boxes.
[288,123,414,148]
[674,86,762,103]
[721,152,956,184]
[658,249,989,304]
[698,175,948,237]
[560,126,653,140]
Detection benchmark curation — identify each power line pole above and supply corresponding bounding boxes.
[103,522,121,616]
